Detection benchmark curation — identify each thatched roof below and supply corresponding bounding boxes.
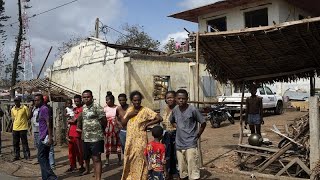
[199,17,320,85]
[169,0,320,23]
[12,78,80,99]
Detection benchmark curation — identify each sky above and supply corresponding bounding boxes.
[1,0,219,79]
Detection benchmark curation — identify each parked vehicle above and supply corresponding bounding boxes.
[218,86,283,117]
[207,103,234,128]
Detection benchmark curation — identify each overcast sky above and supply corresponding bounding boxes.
[2,0,218,79]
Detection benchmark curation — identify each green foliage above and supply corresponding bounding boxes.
[116,23,160,50]
[55,36,84,58]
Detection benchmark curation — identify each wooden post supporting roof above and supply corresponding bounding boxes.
[239,82,245,144]
[196,32,204,168]
[309,97,320,179]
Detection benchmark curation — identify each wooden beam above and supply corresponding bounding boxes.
[270,129,303,147]
[196,32,204,169]
[258,143,293,173]
[232,67,316,82]
[309,96,320,179]
[239,82,245,144]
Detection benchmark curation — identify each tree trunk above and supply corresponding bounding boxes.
[10,0,23,99]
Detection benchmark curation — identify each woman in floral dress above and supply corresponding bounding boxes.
[121,91,162,180]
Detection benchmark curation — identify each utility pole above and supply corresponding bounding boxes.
[95,17,99,38]
[11,0,23,99]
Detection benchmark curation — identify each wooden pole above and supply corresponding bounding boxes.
[95,17,100,38]
[239,82,245,144]
[310,96,320,179]
[196,32,200,108]
[37,46,53,79]
[196,32,204,168]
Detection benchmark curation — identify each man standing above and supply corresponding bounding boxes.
[34,94,57,180]
[246,85,264,136]
[170,89,206,180]
[66,95,84,173]
[11,97,30,161]
[43,96,56,169]
[78,90,105,180]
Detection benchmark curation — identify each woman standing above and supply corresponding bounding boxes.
[104,91,122,166]
[162,91,179,180]
[121,91,162,180]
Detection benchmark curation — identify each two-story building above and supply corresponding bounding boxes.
[170,0,320,97]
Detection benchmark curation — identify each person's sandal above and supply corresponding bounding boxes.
[79,167,85,173]
[65,168,74,173]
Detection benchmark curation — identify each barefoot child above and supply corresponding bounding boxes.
[144,126,167,180]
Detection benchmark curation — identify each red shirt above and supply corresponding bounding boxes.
[144,141,166,172]
[69,106,83,137]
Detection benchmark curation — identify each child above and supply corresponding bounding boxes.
[144,126,167,180]
[65,99,74,142]
[246,85,264,136]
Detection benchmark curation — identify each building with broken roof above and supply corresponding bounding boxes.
[170,0,320,96]
[46,37,221,109]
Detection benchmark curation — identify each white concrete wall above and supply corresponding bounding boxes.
[50,40,126,106]
[278,0,311,22]
[198,0,311,33]
[198,0,278,33]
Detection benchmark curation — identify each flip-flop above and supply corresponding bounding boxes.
[79,171,90,176]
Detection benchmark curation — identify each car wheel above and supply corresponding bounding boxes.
[274,101,283,115]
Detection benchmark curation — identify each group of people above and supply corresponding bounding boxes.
[0,84,267,180]
[6,88,208,180]
[10,94,58,180]
[60,88,207,180]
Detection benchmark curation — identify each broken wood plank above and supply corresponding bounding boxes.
[235,150,271,158]
[270,129,303,147]
[276,158,298,176]
[258,143,293,173]
[238,144,279,153]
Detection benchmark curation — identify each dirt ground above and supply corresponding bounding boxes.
[0,110,306,180]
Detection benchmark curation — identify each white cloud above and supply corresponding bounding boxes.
[3,0,124,78]
[160,31,189,49]
[179,0,223,9]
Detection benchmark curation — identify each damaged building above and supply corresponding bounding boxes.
[46,37,221,109]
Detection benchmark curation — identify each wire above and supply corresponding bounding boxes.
[99,20,129,38]
[4,0,80,27]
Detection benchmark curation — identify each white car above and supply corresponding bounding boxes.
[218,86,283,117]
